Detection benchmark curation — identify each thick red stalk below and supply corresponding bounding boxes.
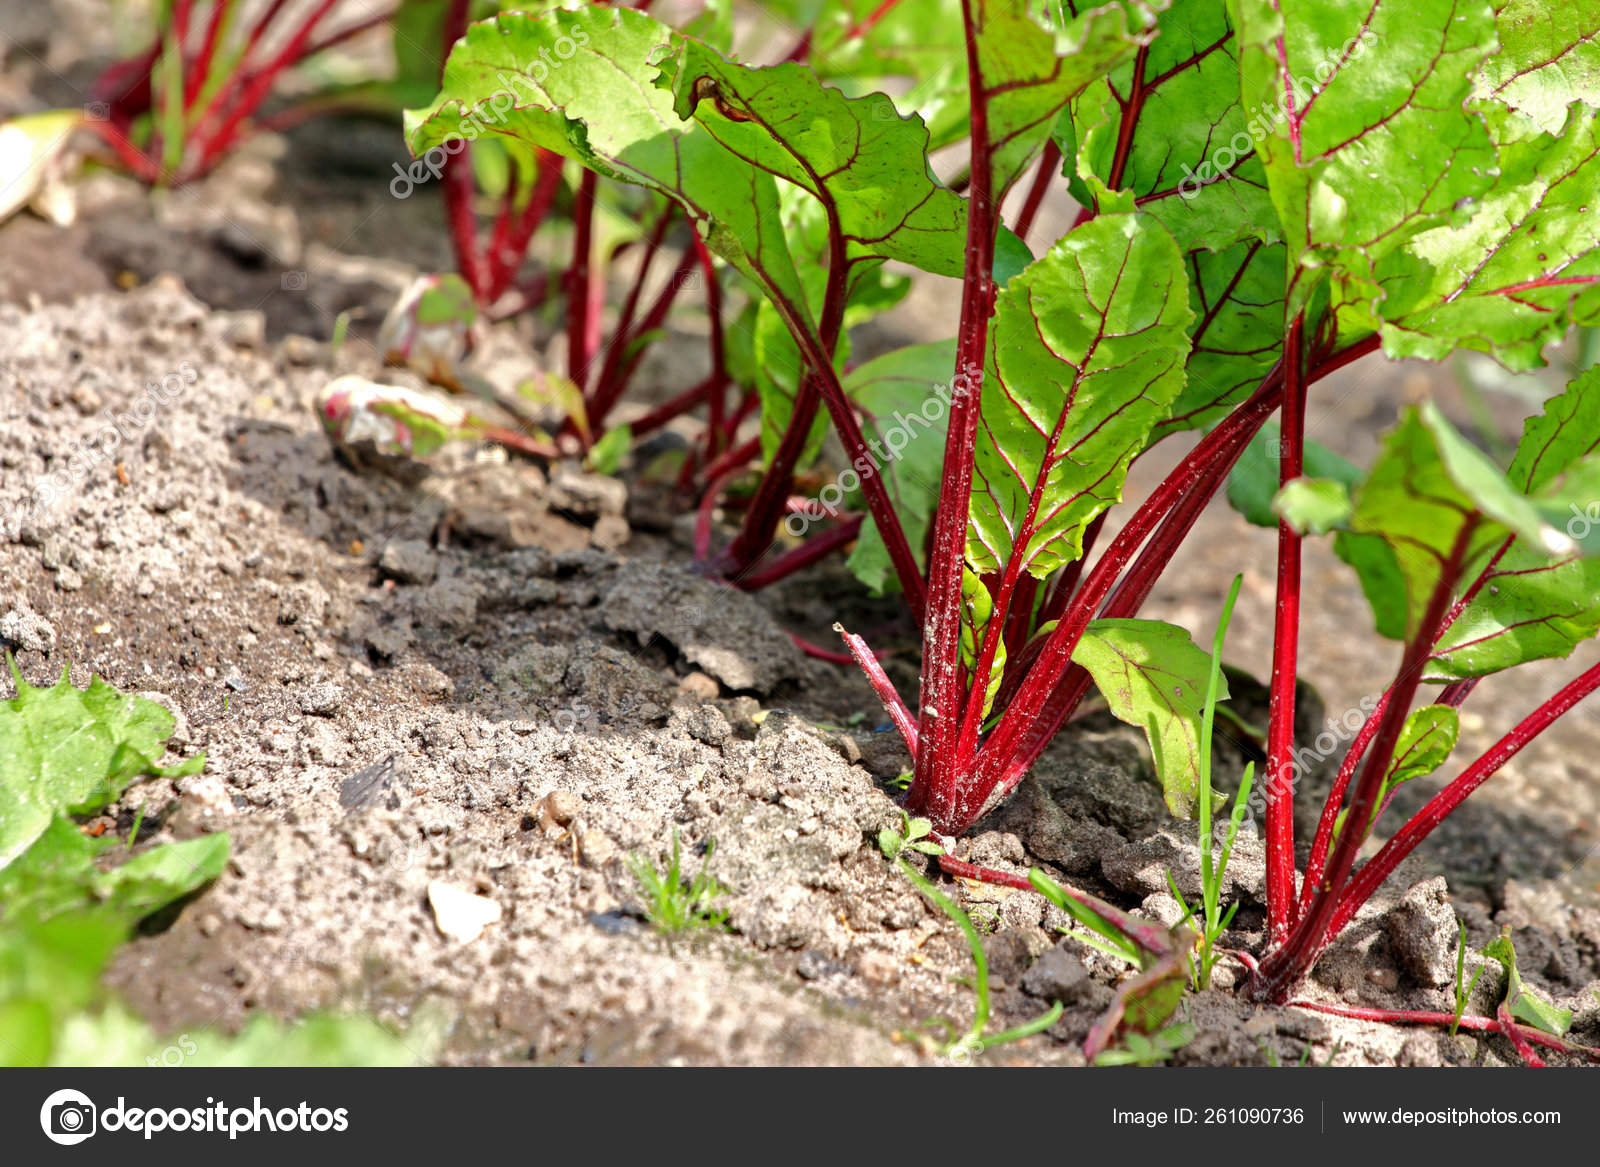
[1329,660,1600,939]
[589,234,696,425]
[908,0,1002,826]
[181,0,286,150]
[1498,1002,1547,1066]
[443,151,488,301]
[712,383,822,575]
[1254,520,1479,1001]
[435,0,485,300]
[992,384,1277,807]
[936,855,1177,957]
[1264,313,1307,943]
[699,435,761,489]
[1002,574,1039,663]
[696,464,749,561]
[183,1,224,110]
[623,377,714,439]
[695,237,729,458]
[86,120,162,182]
[293,8,396,62]
[1296,532,1517,918]
[1036,511,1107,628]
[954,393,1093,765]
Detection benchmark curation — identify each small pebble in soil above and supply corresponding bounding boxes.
[588,910,644,936]
[578,829,615,869]
[539,790,582,830]
[1021,944,1090,1002]
[1365,966,1400,991]
[676,671,719,702]
[428,880,502,945]
[0,605,55,653]
[795,950,845,980]
[378,539,439,585]
[299,682,345,717]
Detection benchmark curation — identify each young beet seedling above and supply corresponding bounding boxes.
[87,0,388,186]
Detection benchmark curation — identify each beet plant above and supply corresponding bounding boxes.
[410,0,1600,1012]
[85,0,399,185]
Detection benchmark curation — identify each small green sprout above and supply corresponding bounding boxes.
[1166,573,1253,989]
[1450,919,1485,1036]
[627,829,729,934]
[879,814,1062,1062]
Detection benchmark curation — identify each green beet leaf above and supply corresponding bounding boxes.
[968,0,1162,198]
[843,340,957,594]
[0,661,204,871]
[1272,477,1351,536]
[1071,618,1223,816]
[1481,932,1573,1036]
[967,210,1194,579]
[1067,0,1278,254]
[1232,0,1501,316]
[1154,237,1287,440]
[1429,369,1600,678]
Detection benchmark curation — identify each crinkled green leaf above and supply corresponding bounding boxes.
[1386,703,1459,786]
[407,8,813,328]
[1071,618,1224,816]
[967,210,1194,578]
[1232,0,1501,315]
[667,42,970,276]
[807,0,963,80]
[37,1002,439,1069]
[1335,530,1410,640]
[1430,538,1600,678]
[960,569,1007,719]
[1474,0,1600,136]
[1336,703,1458,841]
[1366,106,1600,370]
[0,818,226,932]
[844,340,956,593]
[1348,402,1600,641]
[1067,0,1277,253]
[0,664,204,871]
[1272,476,1351,535]
[1509,366,1600,492]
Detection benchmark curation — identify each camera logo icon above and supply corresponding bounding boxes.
[40,1089,97,1145]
